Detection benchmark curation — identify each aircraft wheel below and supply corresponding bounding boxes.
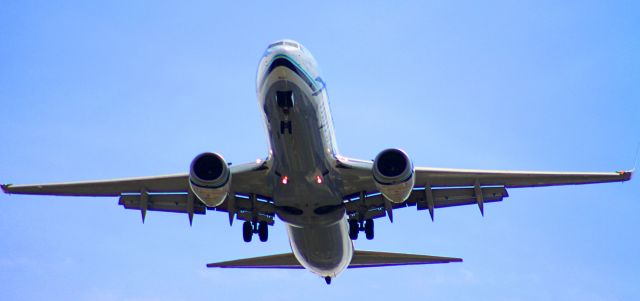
[365,219,374,240]
[242,221,253,242]
[348,219,359,240]
[280,121,292,134]
[258,221,268,242]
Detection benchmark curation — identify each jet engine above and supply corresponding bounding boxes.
[189,152,231,207]
[372,148,415,203]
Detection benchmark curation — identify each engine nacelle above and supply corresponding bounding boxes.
[189,152,230,207]
[373,148,415,203]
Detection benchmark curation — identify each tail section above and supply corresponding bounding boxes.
[206,250,462,269]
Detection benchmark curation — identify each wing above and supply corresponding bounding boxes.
[338,157,632,221]
[1,160,276,225]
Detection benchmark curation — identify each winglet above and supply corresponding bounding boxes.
[632,143,640,173]
[1,184,11,194]
[615,146,638,182]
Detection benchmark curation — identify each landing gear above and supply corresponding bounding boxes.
[349,219,359,240]
[324,276,332,285]
[277,90,294,135]
[364,219,374,240]
[242,221,252,242]
[258,221,268,242]
[280,120,292,134]
[276,91,294,111]
[242,221,269,243]
[348,218,374,240]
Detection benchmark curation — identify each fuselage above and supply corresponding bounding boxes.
[256,40,352,277]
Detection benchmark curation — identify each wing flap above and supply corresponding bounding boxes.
[118,193,207,215]
[344,186,508,221]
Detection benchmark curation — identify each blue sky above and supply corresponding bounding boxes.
[1,1,638,300]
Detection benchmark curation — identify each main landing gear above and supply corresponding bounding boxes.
[348,219,374,240]
[276,90,294,135]
[242,221,269,242]
[325,276,332,285]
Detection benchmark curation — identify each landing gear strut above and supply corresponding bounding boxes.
[348,218,374,240]
[324,276,332,285]
[242,221,269,243]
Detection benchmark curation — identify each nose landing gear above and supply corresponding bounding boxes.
[276,90,294,135]
[324,276,332,285]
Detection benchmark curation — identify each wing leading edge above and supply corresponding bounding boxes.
[338,157,632,195]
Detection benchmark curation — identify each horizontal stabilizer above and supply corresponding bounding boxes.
[206,250,462,269]
[348,250,462,268]
[206,253,303,269]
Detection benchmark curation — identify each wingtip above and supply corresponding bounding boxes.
[617,170,633,181]
[1,184,11,194]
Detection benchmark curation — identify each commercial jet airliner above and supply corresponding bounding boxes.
[2,39,633,284]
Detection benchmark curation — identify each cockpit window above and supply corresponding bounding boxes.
[268,41,299,49]
[268,41,285,49]
[284,41,299,48]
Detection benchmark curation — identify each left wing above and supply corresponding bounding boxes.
[338,157,632,221]
[1,160,275,225]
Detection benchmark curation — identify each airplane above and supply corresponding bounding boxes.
[2,39,633,285]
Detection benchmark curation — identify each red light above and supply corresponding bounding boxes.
[281,176,288,185]
[316,175,323,184]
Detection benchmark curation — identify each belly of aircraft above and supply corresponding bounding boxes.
[287,218,353,277]
[261,78,352,277]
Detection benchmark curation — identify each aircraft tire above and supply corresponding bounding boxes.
[365,219,374,240]
[258,221,268,242]
[242,221,253,242]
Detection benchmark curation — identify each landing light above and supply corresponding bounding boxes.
[281,176,289,185]
[316,175,323,184]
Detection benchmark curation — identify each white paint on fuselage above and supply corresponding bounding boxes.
[256,40,353,278]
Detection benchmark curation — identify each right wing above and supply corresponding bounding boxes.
[338,157,632,221]
[2,160,276,225]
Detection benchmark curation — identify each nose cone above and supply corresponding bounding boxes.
[264,39,304,62]
[257,39,320,93]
